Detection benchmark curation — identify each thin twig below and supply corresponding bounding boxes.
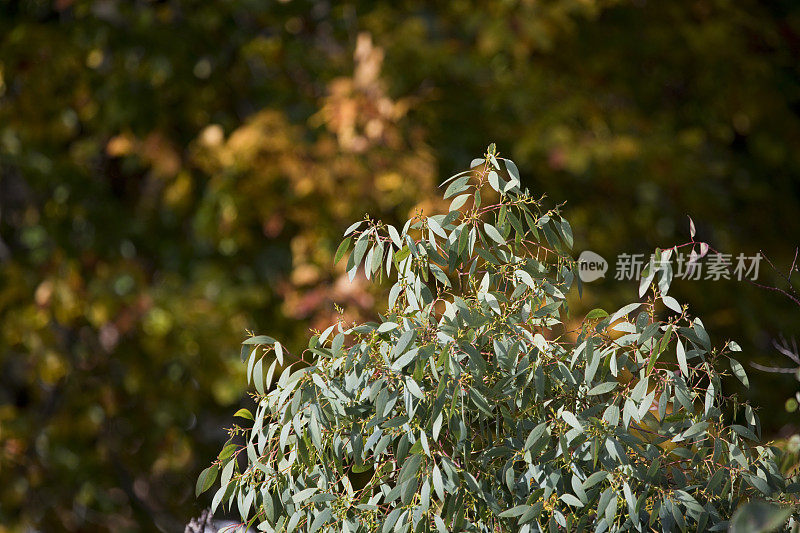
[773,336,800,365]
[749,362,798,374]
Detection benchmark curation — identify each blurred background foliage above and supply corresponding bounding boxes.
[0,0,798,530]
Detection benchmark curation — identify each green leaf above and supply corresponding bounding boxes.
[693,318,711,350]
[310,494,337,504]
[602,404,619,427]
[645,351,659,377]
[611,321,636,333]
[391,330,415,358]
[243,335,276,345]
[483,223,505,245]
[218,443,237,461]
[196,464,219,496]
[331,332,344,357]
[525,422,548,451]
[681,420,708,440]
[233,408,253,421]
[432,464,445,500]
[292,487,317,503]
[604,492,618,524]
[558,218,574,249]
[663,295,682,313]
[503,158,521,182]
[730,424,758,441]
[387,225,403,248]
[398,454,423,484]
[444,176,470,198]
[377,322,399,333]
[515,269,536,289]
[609,303,641,324]
[428,217,447,238]
[469,387,493,416]
[588,382,617,396]
[309,508,332,533]
[561,410,582,432]
[334,236,352,265]
[343,220,364,236]
[506,210,524,237]
[487,170,502,192]
[499,505,529,518]
[676,338,689,377]
[648,326,670,375]
[449,193,471,212]
[463,471,480,492]
[586,308,609,320]
[674,490,705,518]
[674,375,693,412]
[253,357,264,394]
[541,221,562,250]
[730,358,750,387]
[583,471,608,490]
[240,344,254,363]
[405,378,425,400]
[309,414,323,450]
[519,502,544,525]
[220,457,235,487]
[560,494,584,507]
[394,246,411,264]
[286,511,302,533]
[429,263,450,287]
[571,475,588,503]
[392,347,418,371]
[353,233,370,266]
[369,241,383,275]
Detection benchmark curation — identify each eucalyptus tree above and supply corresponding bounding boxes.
[199,146,795,532]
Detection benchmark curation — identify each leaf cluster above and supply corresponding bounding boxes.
[206,147,797,531]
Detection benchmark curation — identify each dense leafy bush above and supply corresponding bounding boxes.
[199,147,796,531]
